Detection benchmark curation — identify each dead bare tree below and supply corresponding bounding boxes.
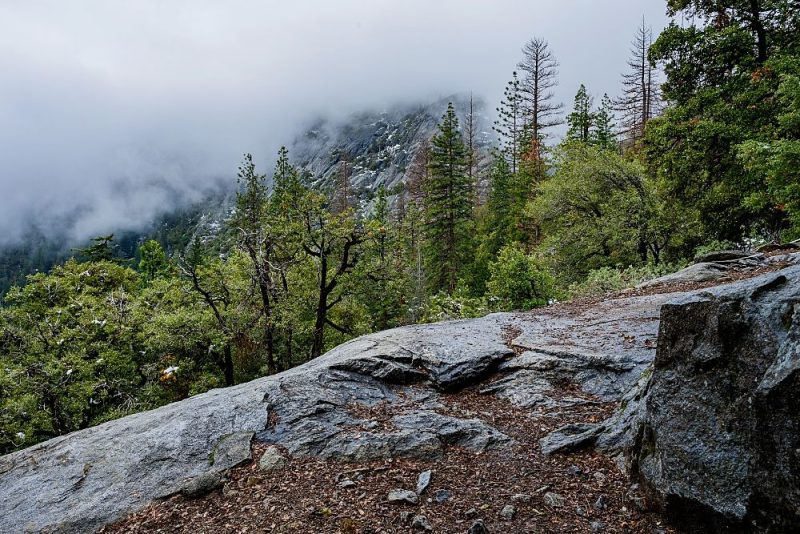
[517,37,563,161]
[615,19,661,144]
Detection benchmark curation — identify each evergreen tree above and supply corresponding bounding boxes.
[484,153,518,248]
[591,94,617,150]
[493,73,526,175]
[299,193,364,359]
[272,146,303,198]
[358,185,409,330]
[648,0,799,241]
[77,235,117,263]
[138,240,170,280]
[233,153,280,373]
[566,84,594,143]
[424,103,472,294]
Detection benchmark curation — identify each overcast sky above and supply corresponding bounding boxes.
[0,1,669,245]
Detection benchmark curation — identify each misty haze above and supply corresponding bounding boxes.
[1,1,666,247]
[1,1,799,533]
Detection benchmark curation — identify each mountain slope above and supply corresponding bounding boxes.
[0,96,491,297]
[293,95,492,198]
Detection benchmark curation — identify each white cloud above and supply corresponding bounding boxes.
[0,0,669,244]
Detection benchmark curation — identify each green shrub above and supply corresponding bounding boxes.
[693,240,738,260]
[568,263,681,298]
[486,245,555,310]
[419,288,489,323]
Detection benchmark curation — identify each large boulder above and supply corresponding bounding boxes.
[625,266,800,531]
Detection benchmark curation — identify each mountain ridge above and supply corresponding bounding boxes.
[0,95,490,297]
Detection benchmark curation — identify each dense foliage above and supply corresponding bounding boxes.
[2,0,798,453]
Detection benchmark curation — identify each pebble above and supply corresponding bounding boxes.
[258,446,287,472]
[511,493,532,503]
[543,492,565,507]
[464,508,478,518]
[575,505,587,517]
[468,519,489,534]
[567,465,583,477]
[594,495,608,511]
[594,471,607,483]
[180,472,223,497]
[591,520,607,532]
[411,515,433,531]
[416,470,432,495]
[387,489,418,505]
[338,479,356,489]
[433,489,451,503]
[500,504,516,520]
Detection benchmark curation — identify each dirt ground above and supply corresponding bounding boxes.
[103,384,672,534]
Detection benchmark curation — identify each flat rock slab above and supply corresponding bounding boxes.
[0,314,515,533]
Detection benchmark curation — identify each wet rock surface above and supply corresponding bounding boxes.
[619,266,800,531]
[639,251,800,289]
[3,264,798,532]
[0,290,674,533]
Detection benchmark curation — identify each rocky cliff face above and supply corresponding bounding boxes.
[292,95,492,201]
[2,265,799,533]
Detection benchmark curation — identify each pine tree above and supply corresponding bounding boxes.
[359,185,409,330]
[77,235,116,263]
[484,153,518,249]
[591,94,617,150]
[267,146,306,369]
[517,37,563,160]
[424,103,472,294]
[233,153,279,373]
[272,146,304,204]
[138,240,170,280]
[566,84,594,143]
[493,73,525,175]
[615,19,659,143]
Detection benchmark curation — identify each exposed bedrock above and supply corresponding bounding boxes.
[4,266,798,532]
[607,266,800,532]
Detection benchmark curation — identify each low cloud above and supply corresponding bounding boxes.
[0,0,668,245]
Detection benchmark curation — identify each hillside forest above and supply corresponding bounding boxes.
[1,0,798,454]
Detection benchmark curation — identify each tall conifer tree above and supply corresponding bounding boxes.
[424,103,472,294]
[493,73,526,175]
[615,19,659,143]
[517,37,563,160]
[566,84,594,143]
[591,94,617,150]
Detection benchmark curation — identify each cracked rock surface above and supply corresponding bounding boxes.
[615,266,800,531]
[0,271,768,533]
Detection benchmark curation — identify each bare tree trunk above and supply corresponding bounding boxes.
[310,259,327,359]
[223,344,234,386]
[749,0,768,63]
